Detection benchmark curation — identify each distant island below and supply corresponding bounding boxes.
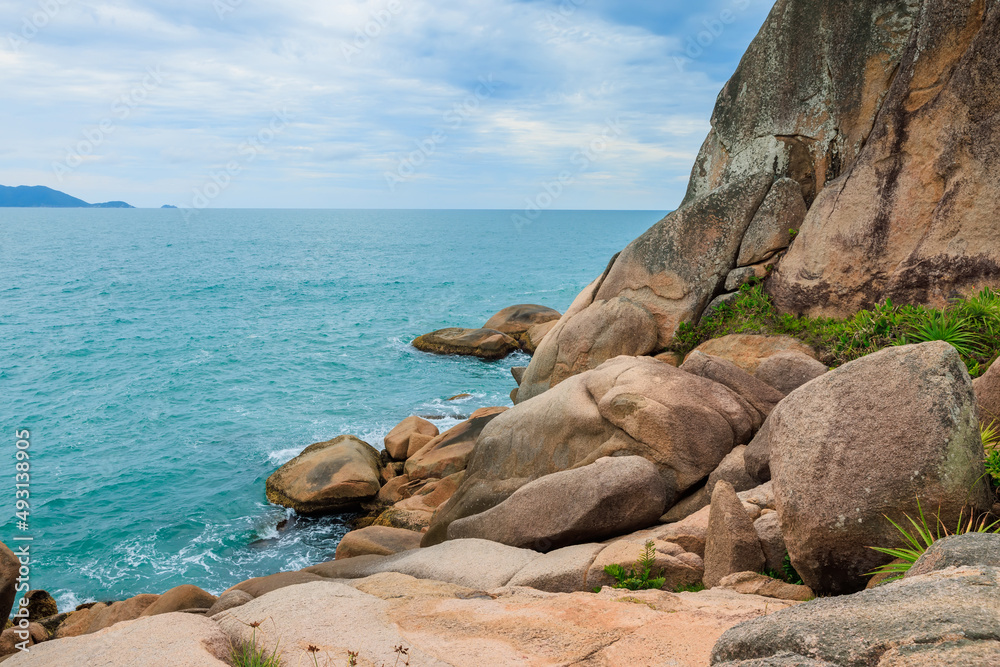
[0,184,134,208]
[161,205,178,209]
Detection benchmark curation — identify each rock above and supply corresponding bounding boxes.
[424,356,766,547]
[974,358,1000,425]
[25,589,57,622]
[306,538,542,590]
[404,408,506,481]
[372,505,433,532]
[139,585,216,616]
[0,542,19,624]
[706,446,757,496]
[701,292,740,321]
[754,351,828,395]
[205,590,253,617]
[876,639,1000,666]
[379,460,404,484]
[447,393,472,401]
[753,512,787,574]
[4,613,231,666]
[510,366,527,385]
[412,327,519,360]
[743,417,773,483]
[405,432,435,459]
[483,304,561,345]
[0,628,34,657]
[586,539,704,591]
[907,533,1000,578]
[765,342,992,594]
[680,351,786,420]
[736,178,806,266]
[375,474,413,505]
[716,572,813,602]
[658,506,711,557]
[687,335,818,374]
[769,1,1000,318]
[335,526,422,560]
[265,435,382,515]
[224,571,326,598]
[661,486,710,523]
[704,482,766,588]
[384,416,438,461]
[711,566,1000,667]
[394,472,465,514]
[724,264,769,292]
[349,571,485,600]
[739,483,775,511]
[447,456,668,551]
[522,319,557,355]
[55,595,160,639]
[653,351,683,366]
[506,543,605,593]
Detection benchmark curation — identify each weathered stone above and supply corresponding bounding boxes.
[716,572,813,602]
[404,408,506,481]
[55,595,160,639]
[681,351,786,422]
[737,178,806,266]
[412,327,519,360]
[707,446,757,496]
[140,585,216,617]
[687,335,818,374]
[754,350,828,395]
[447,456,668,551]
[754,512,788,575]
[205,590,253,617]
[25,589,57,622]
[507,543,605,593]
[424,356,764,547]
[0,542,19,624]
[724,264,768,292]
[335,526,422,560]
[907,533,1000,578]
[522,319,558,355]
[483,304,561,345]
[974,358,1000,425]
[383,416,438,461]
[394,471,465,514]
[510,366,527,385]
[661,486,710,523]
[265,435,382,515]
[711,566,1000,667]
[766,342,992,594]
[876,639,1000,667]
[374,474,413,505]
[223,571,326,598]
[704,482,765,588]
[701,292,740,321]
[372,505,433,532]
[587,540,704,591]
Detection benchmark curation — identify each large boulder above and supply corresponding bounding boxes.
[586,539,704,591]
[686,335,818,374]
[506,543,605,593]
[711,565,1000,667]
[736,178,806,266]
[446,456,668,551]
[769,0,1000,318]
[483,304,561,345]
[703,482,766,588]
[404,408,506,481]
[335,526,422,560]
[763,342,992,594]
[973,357,1000,425]
[706,446,756,496]
[522,319,558,355]
[0,541,20,624]
[383,416,438,461]
[517,173,773,401]
[680,351,785,419]
[753,351,828,395]
[423,356,767,546]
[412,327,519,360]
[139,585,216,616]
[55,595,160,639]
[906,533,1000,578]
[265,435,382,515]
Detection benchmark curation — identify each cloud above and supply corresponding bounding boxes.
[0,0,775,208]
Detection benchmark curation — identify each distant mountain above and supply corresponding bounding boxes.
[161,205,178,209]
[0,185,134,208]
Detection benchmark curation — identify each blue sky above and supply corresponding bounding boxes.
[0,0,775,209]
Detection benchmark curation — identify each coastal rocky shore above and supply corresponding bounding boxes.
[6,0,1000,664]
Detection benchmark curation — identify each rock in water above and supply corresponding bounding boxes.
[412,327,519,360]
[423,355,766,546]
[482,304,561,345]
[446,456,668,551]
[265,435,382,515]
[404,407,506,481]
[763,342,992,594]
[383,416,438,461]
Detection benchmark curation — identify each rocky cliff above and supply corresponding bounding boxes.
[519,0,1000,402]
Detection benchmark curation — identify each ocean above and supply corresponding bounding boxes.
[0,208,660,609]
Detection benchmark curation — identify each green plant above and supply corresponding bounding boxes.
[900,310,984,358]
[983,420,1000,487]
[673,582,705,593]
[867,499,1000,582]
[604,540,667,591]
[229,622,281,667]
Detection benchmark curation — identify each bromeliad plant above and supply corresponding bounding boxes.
[983,420,1000,488]
[867,498,1000,583]
[604,540,667,591]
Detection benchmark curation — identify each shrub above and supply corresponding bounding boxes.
[673,582,706,593]
[604,540,667,591]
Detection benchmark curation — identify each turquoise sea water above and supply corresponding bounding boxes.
[0,208,659,609]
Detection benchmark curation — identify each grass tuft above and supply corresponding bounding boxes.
[604,540,667,591]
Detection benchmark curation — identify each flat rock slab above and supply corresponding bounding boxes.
[412,327,519,360]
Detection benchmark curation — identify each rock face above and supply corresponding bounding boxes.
[404,407,506,481]
[383,416,438,461]
[703,482,766,588]
[974,357,1000,425]
[906,533,1000,578]
[424,356,767,546]
[711,564,1000,667]
[763,342,992,594]
[0,541,20,623]
[770,0,1000,317]
[482,304,561,345]
[265,435,382,515]
[715,572,813,602]
[412,327,519,360]
[754,351,828,395]
[687,335,818,374]
[680,351,786,419]
[736,178,806,267]
[446,456,668,551]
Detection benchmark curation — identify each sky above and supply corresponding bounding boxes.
[0,0,777,209]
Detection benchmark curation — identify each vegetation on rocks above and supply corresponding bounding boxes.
[603,541,666,591]
[671,284,1000,376]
